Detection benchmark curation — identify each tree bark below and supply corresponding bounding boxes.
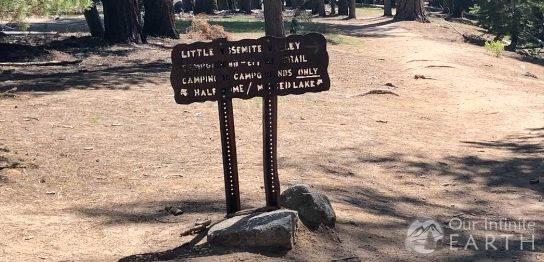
[102,0,145,44]
[384,0,392,16]
[84,0,104,37]
[451,0,462,17]
[143,0,179,39]
[227,0,236,9]
[330,0,336,15]
[317,0,326,16]
[311,0,317,14]
[348,0,356,18]
[263,0,285,37]
[394,0,428,22]
[338,0,348,15]
[240,0,252,13]
[253,0,262,9]
[194,0,216,14]
[182,0,194,11]
[217,0,229,10]
[507,0,518,50]
[442,0,452,14]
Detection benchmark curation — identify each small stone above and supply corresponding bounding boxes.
[4,169,21,176]
[208,209,298,249]
[281,184,336,228]
[170,207,184,216]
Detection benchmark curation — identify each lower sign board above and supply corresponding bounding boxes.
[170,33,330,104]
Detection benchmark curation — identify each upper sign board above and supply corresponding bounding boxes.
[170,33,330,104]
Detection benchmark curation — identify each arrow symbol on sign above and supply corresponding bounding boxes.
[307,41,320,54]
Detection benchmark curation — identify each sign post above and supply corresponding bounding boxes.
[170,33,330,214]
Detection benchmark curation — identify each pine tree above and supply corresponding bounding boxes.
[0,0,93,29]
[475,0,544,49]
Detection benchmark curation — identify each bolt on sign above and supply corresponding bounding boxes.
[170,33,330,214]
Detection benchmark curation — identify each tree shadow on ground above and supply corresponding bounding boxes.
[0,36,136,63]
[315,17,401,38]
[277,126,544,260]
[26,18,94,33]
[71,199,225,225]
[0,61,169,93]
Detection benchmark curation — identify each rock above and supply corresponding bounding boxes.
[281,184,336,228]
[207,210,298,249]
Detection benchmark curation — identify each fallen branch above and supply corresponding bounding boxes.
[442,19,465,38]
[524,31,544,47]
[522,71,538,79]
[0,60,82,67]
[226,206,279,218]
[1,87,17,98]
[332,256,360,262]
[414,74,436,79]
[425,65,456,68]
[349,90,399,97]
[180,220,212,236]
[0,31,58,36]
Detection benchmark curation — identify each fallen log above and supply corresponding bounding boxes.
[0,60,83,67]
[525,31,544,47]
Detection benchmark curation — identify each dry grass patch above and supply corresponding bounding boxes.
[186,19,231,41]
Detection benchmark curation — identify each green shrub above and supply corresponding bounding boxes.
[485,40,505,57]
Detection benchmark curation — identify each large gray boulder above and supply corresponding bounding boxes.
[281,184,336,228]
[207,209,298,249]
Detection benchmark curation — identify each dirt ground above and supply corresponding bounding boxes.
[1,12,544,262]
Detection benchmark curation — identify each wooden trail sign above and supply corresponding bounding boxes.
[170,33,330,214]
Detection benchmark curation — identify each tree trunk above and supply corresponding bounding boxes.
[348,0,355,18]
[143,0,179,39]
[394,0,428,22]
[84,0,104,37]
[263,0,284,37]
[240,0,252,13]
[507,0,518,50]
[384,0,392,16]
[442,0,452,14]
[317,0,326,16]
[451,0,462,17]
[194,0,216,14]
[312,0,318,14]
[182,0,194,12]
[227,0,236,9]
[253,0,262,9]
[102,0,145,44]
[330,0,336,15]
[218,0,229,10]
[338,0,348,15]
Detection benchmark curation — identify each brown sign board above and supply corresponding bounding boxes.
[170,33,330,104]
